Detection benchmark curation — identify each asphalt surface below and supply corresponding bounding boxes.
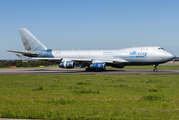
[0,67,179,75]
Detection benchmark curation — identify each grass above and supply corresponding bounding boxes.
[0,75,179,119]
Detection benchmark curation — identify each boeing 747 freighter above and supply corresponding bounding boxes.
[8,28,175,71]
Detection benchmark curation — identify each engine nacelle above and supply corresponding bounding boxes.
[90,63,106,70]
[59,61,74,68]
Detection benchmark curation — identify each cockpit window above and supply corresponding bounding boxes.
[158,47,164,50]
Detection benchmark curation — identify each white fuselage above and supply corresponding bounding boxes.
[50,46,174,65]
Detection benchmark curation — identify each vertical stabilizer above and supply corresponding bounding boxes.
[18,28,47,51]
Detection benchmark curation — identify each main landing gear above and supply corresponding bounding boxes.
[85,67,105,72]
[85,67,92,71]
[153,64,158,72]
[85,67,99,72]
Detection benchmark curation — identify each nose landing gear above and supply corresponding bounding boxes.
[153,64,158,72]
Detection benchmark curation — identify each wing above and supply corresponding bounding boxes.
[31,57,129,63]
[29,57,129,68]
[31,57,92,67]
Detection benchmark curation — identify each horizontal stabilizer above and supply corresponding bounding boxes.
[16,54,29,59]
[7,50,39,56]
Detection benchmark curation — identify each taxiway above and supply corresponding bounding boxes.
[0,67,179,75]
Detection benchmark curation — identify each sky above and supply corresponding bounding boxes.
[0,0,179,59]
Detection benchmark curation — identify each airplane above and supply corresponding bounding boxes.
[8,28,175,72]
[16,54,29,59]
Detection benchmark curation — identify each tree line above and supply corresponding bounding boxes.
[0,60,56,68]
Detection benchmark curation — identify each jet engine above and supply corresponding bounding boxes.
[59,61,74,68]
[90,63,106,70]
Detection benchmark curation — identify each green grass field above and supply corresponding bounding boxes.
[0,75,179,119]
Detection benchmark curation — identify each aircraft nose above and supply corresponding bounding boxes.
[164,52,175,61]
[169,53,175,59]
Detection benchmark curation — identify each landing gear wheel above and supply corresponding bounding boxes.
[86,68,92,72]
[153,64,158,72]
[85,68,89,71]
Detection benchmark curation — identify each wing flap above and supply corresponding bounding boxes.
[70,59,92,62]
[92,59,129,63]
